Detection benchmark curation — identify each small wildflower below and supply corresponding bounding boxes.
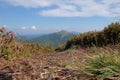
[0,27,5,32]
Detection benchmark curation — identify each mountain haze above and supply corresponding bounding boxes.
[30,30,74,48]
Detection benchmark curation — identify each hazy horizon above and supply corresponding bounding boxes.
[0,0,120,35]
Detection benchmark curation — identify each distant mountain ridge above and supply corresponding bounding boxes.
[30,30,74,48]
[23,34,40,39]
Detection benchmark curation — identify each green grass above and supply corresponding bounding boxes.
[84,48,120,80]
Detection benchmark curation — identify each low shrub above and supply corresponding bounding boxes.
[56,22,120,51]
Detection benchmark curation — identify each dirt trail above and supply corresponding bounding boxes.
[0,49,90,80]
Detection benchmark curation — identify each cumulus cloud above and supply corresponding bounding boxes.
[20,26,38,30]
[31,25,37,30]
[21,26,27,30]
[2,0,120,17]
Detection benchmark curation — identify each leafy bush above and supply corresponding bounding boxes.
[56,22,120,51]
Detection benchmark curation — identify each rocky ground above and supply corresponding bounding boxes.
[0,48,92,80]
[1,48,120,80]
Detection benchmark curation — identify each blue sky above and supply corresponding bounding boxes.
[0,0,120,35]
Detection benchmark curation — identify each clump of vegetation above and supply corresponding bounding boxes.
[0,27,21,55]
[84,48,120,79]
[56,22,120,51]
[0,27,53,58]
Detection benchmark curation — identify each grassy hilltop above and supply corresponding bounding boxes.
[0,22,120,80]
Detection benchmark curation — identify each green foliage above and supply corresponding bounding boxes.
[85,49,120,79]
[57,22,120,51]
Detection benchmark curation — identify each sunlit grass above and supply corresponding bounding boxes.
[84,47,120,80]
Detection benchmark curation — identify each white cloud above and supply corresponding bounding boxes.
[20,26,38,30]
[2,0,120,17]
[31,25,37,30]
[4,0,53,8]
[21,26,27,30]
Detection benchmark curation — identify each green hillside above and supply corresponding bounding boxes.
[30,30,74,48]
